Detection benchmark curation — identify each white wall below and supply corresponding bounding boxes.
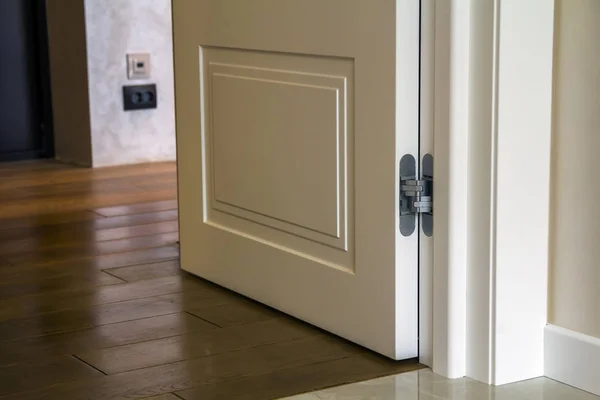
[544,2,600,395]
[549,0,600,339]
[83,0,176,167]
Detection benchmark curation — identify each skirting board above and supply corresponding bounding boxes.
[545,324,600,396]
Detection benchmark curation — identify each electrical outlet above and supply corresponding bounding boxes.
[123,84,157,111]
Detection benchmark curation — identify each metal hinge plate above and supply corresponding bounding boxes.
[399,154,434,237]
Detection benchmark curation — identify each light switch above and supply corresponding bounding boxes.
[127,53,151,80]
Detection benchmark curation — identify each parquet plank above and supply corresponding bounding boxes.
[105,260,182,282]
[0,246,180,282]
[94,200,178,217]
[0,355,104,396]
[0,221,179,256]
[188,300,282,328]
[0,289,235,342]
[6,232,179,265]
[0,270,123,300]
[0,275,217,322]
[0,313,215,367]
[3,336,361,400]
[76,318,318,374]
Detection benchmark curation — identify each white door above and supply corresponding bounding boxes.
[173,0,420,359]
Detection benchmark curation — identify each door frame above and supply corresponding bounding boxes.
[34,0,56,159]
[418,0,435,368]
[430,0,555,385]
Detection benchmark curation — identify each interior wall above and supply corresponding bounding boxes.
[45,0,93,166]
[549,0,600,339]
[84,0,176,167]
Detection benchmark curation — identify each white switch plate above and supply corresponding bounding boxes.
[127,53,151,80]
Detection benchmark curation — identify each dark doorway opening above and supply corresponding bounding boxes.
[0,0,54,162]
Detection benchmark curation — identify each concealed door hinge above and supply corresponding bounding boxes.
[401,179,432,214]
[399,154,434,237]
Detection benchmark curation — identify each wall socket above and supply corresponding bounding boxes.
[127,53,151,80]
[123,84,157,111]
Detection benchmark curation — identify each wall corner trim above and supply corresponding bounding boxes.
[545,324,600,396]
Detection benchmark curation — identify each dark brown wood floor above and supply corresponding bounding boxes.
[0,160,422,400]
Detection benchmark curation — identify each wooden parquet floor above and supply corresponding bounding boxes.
[0,160,422,400]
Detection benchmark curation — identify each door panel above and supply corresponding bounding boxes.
[174,0,419,359]
[204,48,354,271]
[0,0,52,161]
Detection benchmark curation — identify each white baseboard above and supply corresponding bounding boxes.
[545,324,600,396]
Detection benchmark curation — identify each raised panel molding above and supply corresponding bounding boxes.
[199,47,355,272]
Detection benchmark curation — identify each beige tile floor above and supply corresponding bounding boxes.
[282,369,599,400]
